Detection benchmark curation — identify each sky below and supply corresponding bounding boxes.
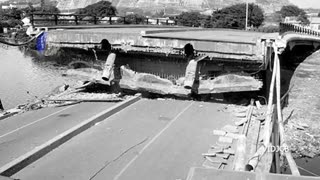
[290,0,320,9]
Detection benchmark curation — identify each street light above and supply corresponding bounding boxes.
[245,0,248,30]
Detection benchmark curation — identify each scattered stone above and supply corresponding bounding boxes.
[302,151,316,158]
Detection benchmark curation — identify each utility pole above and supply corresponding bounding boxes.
[245,0,248,30]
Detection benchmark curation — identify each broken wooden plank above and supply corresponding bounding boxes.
[202,153,216,157]
[225,133,241,139]
[222,125,239,134]
[224,148,236,155]
[205,156,228,164]
[202,159,223,169]
[218,136,233,144]
[213,130,227,136]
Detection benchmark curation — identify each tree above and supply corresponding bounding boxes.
[33,5,60,14]
[211,3,264,29]
[76,1,117,17]
[176,12,204,27]
[279,5,310,25]
[279,5,303,18]
[117,13,145,24]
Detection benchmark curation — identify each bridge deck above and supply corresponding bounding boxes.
[143,29,268,44]
[0,99,235,180]
[46,27,274,62]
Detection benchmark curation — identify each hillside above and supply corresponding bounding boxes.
[54,0,291,14]
[1,0,291,15]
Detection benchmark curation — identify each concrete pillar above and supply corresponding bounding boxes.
[184,59,198,89]
[102,53,116,82]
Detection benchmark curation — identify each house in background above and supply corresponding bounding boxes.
[283,16,301,26]
[309,17,320,31]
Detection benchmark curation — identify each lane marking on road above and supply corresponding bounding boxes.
[113,101,195,180]
[0,106,75,139]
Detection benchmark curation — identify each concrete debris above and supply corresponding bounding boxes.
[119,65,190,97]
[197,74,263,94]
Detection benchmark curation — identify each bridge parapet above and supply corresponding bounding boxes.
[279,23,320,37]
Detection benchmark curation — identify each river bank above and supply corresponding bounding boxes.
[282,50,320,175]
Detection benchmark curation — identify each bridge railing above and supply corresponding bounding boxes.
[279,22,320,37]
[30,13,178,27]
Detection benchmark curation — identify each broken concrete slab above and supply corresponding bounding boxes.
[197,74,263,94]
[119,66,191,96]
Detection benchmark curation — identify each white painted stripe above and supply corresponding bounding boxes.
[113,101,194,180]
[0,106,75,139]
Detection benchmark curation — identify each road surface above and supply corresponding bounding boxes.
[12,99,233,180]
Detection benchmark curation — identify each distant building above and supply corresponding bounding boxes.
[284,16,320,32]
[283,16,300,26]
[309,17,320,31]
[1,3,16,9]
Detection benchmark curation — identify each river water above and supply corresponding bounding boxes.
[0,46,75,109]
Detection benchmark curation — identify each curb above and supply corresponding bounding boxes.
[0,94,141,177]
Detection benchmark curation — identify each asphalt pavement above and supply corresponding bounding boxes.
[0,102,116,168]
[12,99,233,180]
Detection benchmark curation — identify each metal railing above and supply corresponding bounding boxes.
[30,13,178,27]
[279,22,320,37]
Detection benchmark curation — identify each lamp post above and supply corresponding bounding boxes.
[245,0,248,30]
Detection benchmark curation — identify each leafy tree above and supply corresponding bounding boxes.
[211,3,264,29]
[279,5,303,18]
[34,5,60,14]
[76,1,117,17]
[279,5,310,25]
[176,12,204,27]
[203,15,213,28]
[117,13,145,24]
[41,0,45,8]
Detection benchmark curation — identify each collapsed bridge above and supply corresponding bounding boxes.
[43,26,277,96]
